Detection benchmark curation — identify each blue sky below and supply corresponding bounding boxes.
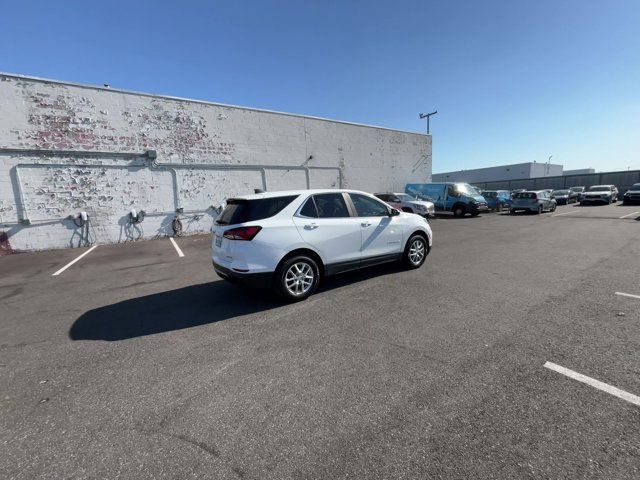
[1,0,638,173]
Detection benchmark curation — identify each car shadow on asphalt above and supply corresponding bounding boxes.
[69,281,283,341]
[69,264,403,342]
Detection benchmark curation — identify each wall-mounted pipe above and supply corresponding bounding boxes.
[2,148,344,224]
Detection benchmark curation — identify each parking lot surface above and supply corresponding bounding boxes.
[2,202,640,479]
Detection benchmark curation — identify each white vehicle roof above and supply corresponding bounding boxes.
[229,189,374,201]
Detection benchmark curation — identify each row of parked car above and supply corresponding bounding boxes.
[475,183,640,212]
[371,182,640,218]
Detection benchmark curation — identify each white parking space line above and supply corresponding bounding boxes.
[544,361,640,407]
[52,245,98,276]
[544,362,640,406]
[618,211,639,219]
[615,291,640,300]
[169,237,185,257]
[552,211,575,217]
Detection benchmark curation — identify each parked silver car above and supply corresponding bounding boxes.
[580,185,618,205]
[374,193,435,218]
[510,190,557,214]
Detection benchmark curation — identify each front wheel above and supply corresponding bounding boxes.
[402,234,428,269]
[453,205,466,217]
[537,205,543,214]
[510,209,516,214]
[274,255,320,302]
[550,204,556,212]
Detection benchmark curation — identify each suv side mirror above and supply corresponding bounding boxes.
[389,208,400,217]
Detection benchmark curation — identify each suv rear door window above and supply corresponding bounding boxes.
[298,197,318,218]
[349,194,390,217]
[217,195,298,225]
[314,193,351,218]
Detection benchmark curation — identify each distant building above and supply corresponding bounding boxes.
[432,162,563,184]
[563,168,595,176]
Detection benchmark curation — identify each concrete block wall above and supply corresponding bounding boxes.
[0,73,431,251]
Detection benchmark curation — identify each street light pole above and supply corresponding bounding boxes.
[419,111,438,134]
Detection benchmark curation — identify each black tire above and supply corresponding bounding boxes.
[471,212,479,217]
[510,209,516,214]
[402,234,428,269]
[274,255,320,302]
[551,204,556,212]
[537,205,543,214]
[453,204,466,217]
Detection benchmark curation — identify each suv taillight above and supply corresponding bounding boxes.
[223,226,262,241]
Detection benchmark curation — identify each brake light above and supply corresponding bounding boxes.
[223,226,262,241]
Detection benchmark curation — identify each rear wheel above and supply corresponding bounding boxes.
[510,209,516,214]
[537,205,543,214]
[402,234,428,269]
[274,255,320,301]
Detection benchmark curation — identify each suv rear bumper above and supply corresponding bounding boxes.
[213,260,273,289]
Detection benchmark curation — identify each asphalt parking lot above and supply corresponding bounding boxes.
[2,202,640,479]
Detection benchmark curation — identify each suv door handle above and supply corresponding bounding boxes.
[361,221,372,227]
[304,223,318,230]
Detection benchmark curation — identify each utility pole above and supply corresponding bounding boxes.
[419,111,438,134]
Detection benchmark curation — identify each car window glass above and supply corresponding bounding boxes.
[217,195,298,225]
[350,194,389,217]
[314,193,350,218]
[299,197,318,218]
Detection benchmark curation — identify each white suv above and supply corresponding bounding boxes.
[212,189,433,301]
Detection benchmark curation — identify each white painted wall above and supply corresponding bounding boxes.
[0,73,431,251]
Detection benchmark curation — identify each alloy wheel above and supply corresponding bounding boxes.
[284,262,315,296]
[408,238,426,265]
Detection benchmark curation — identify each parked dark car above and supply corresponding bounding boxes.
[482,190,512,210]
[510,190,557,214]
[622,183,640,205]
[570,186,586,201]
[551,189,578,205]
[580,185,618,205]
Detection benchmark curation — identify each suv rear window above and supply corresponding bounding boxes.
[514,192,536,199]
[216,195,298,225]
